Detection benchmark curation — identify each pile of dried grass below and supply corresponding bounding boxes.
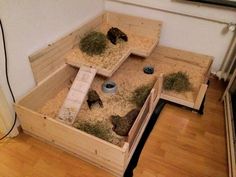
[79,31,107,56]
[73,120,113,142]
[163,71,191,92]
[130,83,153,107]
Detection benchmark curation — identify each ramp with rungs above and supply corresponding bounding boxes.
[57,66,96,125]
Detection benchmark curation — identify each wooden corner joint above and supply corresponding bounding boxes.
[193,84,208,110]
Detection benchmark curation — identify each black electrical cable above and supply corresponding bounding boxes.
[0,18,17,140]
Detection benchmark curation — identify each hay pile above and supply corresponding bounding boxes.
[74,120,112,142]
[130,83,153,107]
[163,71,191,92]
[73,119,124,146]
[79,31,107,56]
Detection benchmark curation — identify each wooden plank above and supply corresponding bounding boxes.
[29,34,75,84]
[23,129,126,177]
[128,94,151,150]
[221,68,236,101]
[14,105,129,176]
[224,95,233,177]
[154,46,213,69]
[204,58,213,84]
[158,74,164,99]
[57,66,96,125]
[30,36,75,65]
[30,41,72,71]
[106,11,162,37]
[149,74,163,112]
[152,78,159,100]
[193,84,208,110]
[126,95,161,170]
[18,65,77,111]
[151,75,163,103]
[66,47,132,77]
[131,36,160,57]
[107,49,132,77]
[33,56,66,83]
[161,94,195,108]
[149,89,155,112]
[224,92,236,177]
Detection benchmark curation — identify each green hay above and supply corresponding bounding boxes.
[130,83,153,107]
[73,120,112,142]
[163,71,191,92]
[79,31,107,56]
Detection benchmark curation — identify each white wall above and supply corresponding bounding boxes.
[105,0,236,72]
[0,0,104,132]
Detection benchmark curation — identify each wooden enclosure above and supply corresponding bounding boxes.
[15,64,161,177]
[15,11,213,177]
[15,46,212,176]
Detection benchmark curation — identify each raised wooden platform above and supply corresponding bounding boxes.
[65,12,162,77]
[155,46,213,110]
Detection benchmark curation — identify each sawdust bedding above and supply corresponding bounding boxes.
[39,57,156,147]
[39,69,155,147]
[39,46,211,146]
[38,79,137,147]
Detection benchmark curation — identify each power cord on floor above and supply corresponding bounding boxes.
[0,18,17,140]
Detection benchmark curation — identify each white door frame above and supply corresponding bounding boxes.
[0,85,18,137]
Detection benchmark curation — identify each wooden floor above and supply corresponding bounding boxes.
[0,77,228,177]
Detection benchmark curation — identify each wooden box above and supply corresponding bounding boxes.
[14,10,213,177]
[14,64,161,177]
[14,11,163,176]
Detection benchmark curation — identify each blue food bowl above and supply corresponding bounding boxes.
[102,80,117,93]
[143,66,154,74]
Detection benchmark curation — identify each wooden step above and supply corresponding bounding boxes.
[57,66,96,125]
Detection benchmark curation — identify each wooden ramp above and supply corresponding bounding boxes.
[57,66,96,125]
